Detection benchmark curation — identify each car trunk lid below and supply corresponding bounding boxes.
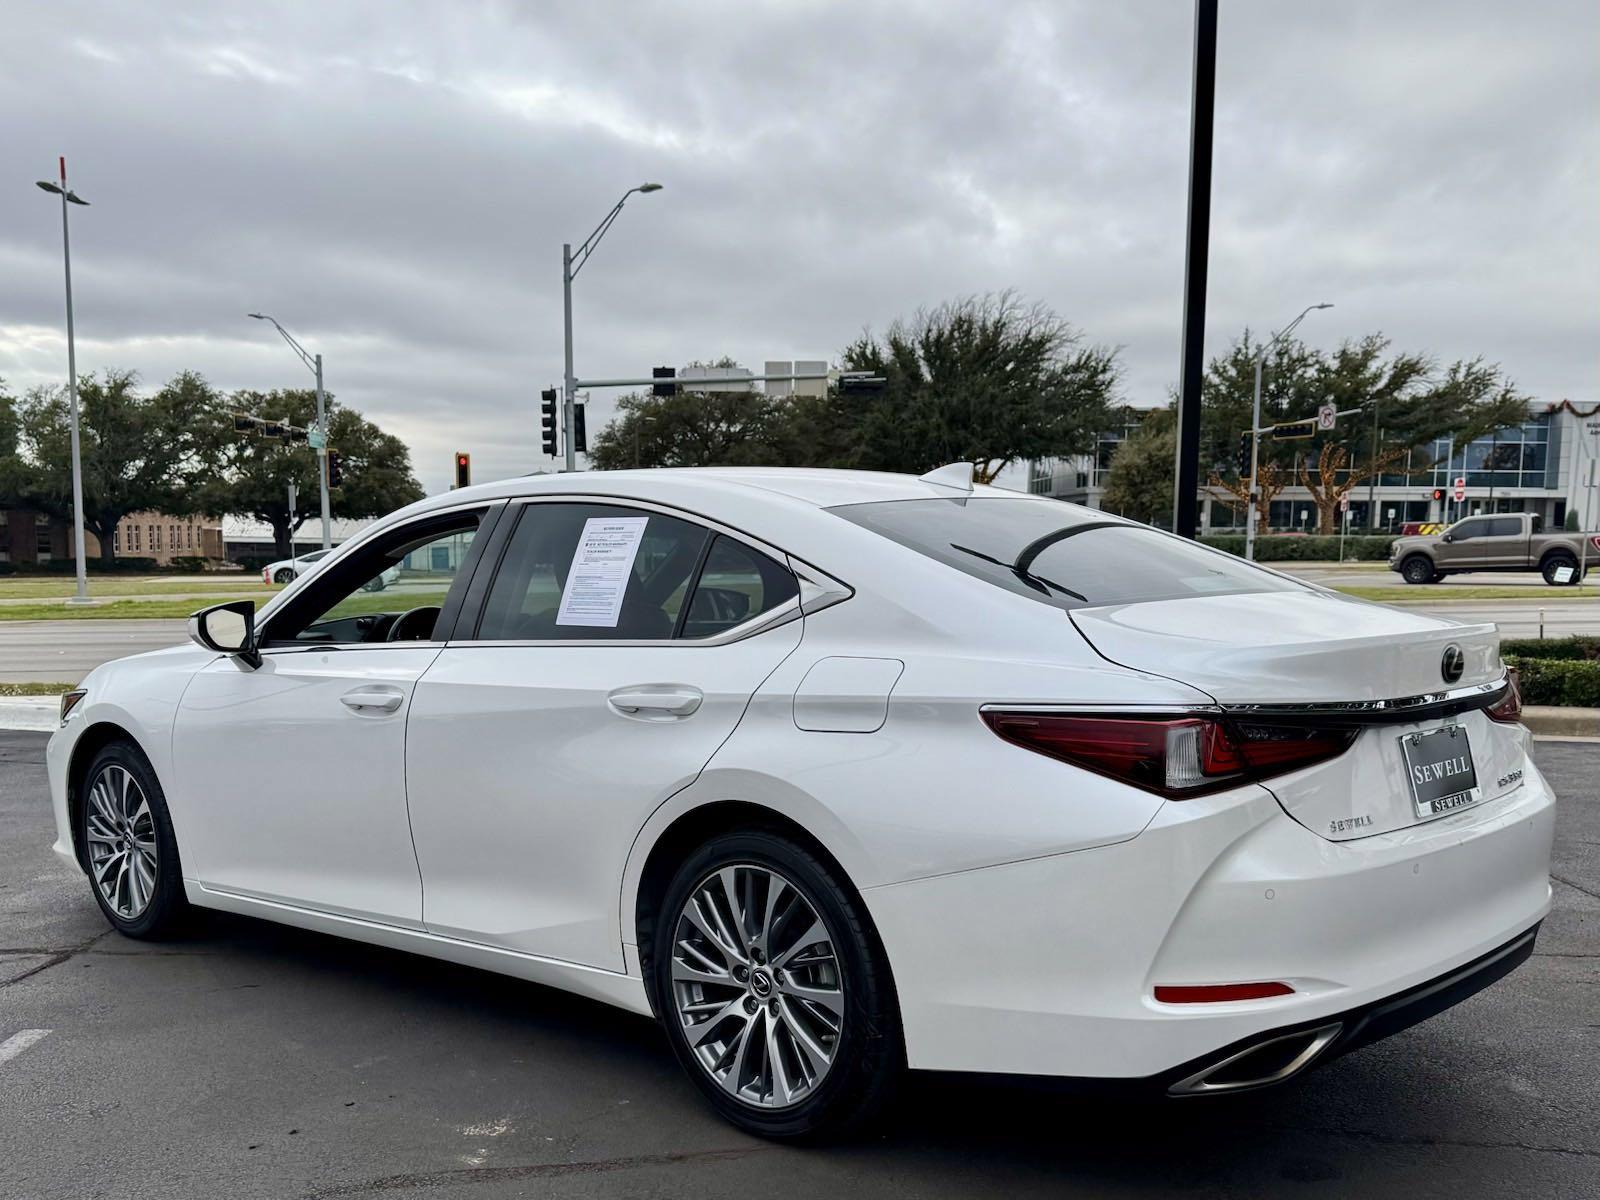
[1069,590,1520,840]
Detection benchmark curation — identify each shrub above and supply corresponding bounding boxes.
[168,556,209,573]
[1199,534,1396,562]
[1504,656,1600,707]
[1499,637,1600,662]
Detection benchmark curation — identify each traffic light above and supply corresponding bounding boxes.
[540,388,559,457]
[1270,419,1316,441]
[232,413,257,433]
[261,419,285,439]
[1236,432,1253,476]
[652,366,676,398]
[454,452,471,489]
[326,448,342,489]
[1431,488,1445,502]
[573,403,587,455]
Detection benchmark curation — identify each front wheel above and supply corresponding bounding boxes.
[78,741,189,939]
[1400,556,1437,585]
[273,567,295,584]
[653,830,902,1140]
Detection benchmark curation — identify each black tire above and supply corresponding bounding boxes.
[77,740,190,939]
[273,567,295,584]
[652,829,903,1141]
[362,576,387,592]
[1400,555,1437,585]
[1541,554,1581,586]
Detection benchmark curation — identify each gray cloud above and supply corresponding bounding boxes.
[2,0,1594,493]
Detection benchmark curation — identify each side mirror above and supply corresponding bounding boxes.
[189,600,261,669]
[1441,533,1453,543]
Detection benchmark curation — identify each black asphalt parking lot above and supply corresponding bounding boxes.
[1,730,1595,1199]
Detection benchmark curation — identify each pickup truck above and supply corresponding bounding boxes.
[1388,512,1600,585]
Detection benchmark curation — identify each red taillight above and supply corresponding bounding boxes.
[981,711,1356,799]
[1485,667,1522,725]
[1154,981,1294,1004]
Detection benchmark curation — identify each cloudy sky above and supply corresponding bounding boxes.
[3,0,1595,494]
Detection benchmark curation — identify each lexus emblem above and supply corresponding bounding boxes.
[1440,644,1465,684]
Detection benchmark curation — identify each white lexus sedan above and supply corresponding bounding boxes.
[47,465,1553,1139]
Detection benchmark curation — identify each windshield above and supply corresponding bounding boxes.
[829,496,1308,611]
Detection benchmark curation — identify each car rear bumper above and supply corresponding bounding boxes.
[863,759,1555,1080]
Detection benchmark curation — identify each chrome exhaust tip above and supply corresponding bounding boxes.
[1168,1023,1343,1096]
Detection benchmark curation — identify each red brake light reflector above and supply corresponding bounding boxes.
[1485,667,1522,725]
[981,711,1356,799]
[1154,981,1294,1004]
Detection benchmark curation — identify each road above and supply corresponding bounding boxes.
[1,730,1595,1198]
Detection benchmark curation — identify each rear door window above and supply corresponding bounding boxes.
[681,535,799,639]
[829,496,1306,611]
[475,504,710,640]
[1486,517,1524,537]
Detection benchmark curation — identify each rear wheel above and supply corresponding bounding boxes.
[78,741,189,939]
[1542,553,1582,586]
[653,830,902,1140]
[1400,556,1437,585]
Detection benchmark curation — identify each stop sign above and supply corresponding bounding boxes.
[1452,477,1466,503]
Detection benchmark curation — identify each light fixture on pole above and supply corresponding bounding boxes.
[35,158,93,604]
[1244,302,1334,561]
[248,313,331,550]
[562,182,663,472]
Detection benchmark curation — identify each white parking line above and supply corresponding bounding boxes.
[0,1029,51,1064]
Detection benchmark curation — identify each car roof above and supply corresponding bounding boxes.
[411,466,1044,513]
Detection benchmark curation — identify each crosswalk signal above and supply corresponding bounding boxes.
[651,366,676,398]
[454,452,471,489]
[326,448,342,489]
[540,388,559,457]
[1430,487,1445,502]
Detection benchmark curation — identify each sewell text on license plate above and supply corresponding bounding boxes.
[1399,724,1482,819]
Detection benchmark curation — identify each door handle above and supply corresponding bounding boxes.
[608,686,703,717]
[340,686,405,713]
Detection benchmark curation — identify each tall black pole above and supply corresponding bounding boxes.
[1173,0,1218,538]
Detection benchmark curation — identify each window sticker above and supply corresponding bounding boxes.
[556,516,650,627]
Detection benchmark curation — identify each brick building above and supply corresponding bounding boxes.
[0,507,223,567]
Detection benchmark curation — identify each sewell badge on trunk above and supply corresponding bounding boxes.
[1400,725,1482,819]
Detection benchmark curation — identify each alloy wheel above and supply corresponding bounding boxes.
[84,764,158,920]
[669,864,844,1109]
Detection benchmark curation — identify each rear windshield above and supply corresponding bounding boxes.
[828,496,1307,611]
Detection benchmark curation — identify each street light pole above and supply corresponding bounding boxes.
[35,158,92,604]
[1244,302,1333,562]
[248,313,331,550]
[560,183,662,472]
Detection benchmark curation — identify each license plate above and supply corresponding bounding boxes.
[1399,725,1482,819]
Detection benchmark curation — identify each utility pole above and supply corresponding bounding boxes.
[1367,400,1381,530]
[1244,303,1333,560]
[560,183,663,473]
[1172,0,1218,538]
[35,158,92,604]
[248,313,331,550]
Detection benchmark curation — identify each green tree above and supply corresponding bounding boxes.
[196,388,423,557]
[834,292,1119,483]
[0,377,22,500]
[1100,408,1177,525]
[15,369,217,563]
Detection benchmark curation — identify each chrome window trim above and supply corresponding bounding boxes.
[450,493,851,649]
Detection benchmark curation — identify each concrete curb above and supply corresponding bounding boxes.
[1523,705,1600,739]
[0,696,62,732]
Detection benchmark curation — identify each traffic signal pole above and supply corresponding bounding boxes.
[561,242,577,473]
